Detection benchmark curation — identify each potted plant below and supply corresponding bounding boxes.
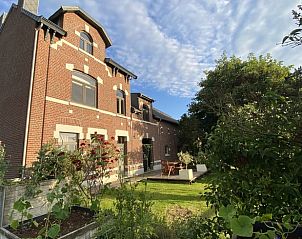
[195,150,208,173]
[177,151,193,180]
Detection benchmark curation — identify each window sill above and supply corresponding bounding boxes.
[70,102,97,111]
[165,154,170,157]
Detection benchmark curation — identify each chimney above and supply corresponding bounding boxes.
[0,12,7,29]
[18,0,39,15]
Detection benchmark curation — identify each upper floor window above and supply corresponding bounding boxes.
[116,90,126,115]
[72,71,96,108]
[142,104,150,121]
[80,31,93,55]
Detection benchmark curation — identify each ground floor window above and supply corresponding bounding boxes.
[59,132,79,152]
[165,145,171,156]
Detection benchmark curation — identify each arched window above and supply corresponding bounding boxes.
[116,90,126,115]
[79,31,93,54]
[71,71,97,107]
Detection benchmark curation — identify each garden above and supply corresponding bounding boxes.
[1,5,302,239]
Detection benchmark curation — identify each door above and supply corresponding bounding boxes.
[117,136,127,177]
[142,138,153,172]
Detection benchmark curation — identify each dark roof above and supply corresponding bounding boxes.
[20,6,66,36]
[105,58,137,79]
[132,93,154,103]
[153,108,179,125]
[49,6,112,48]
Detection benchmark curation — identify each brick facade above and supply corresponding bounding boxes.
[0,2,179,179]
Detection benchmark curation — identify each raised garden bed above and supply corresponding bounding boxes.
[0,206,97,239]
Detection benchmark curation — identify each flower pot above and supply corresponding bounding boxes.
[0,206,97,239]
[196,164,207,172]
[179,169,193,180]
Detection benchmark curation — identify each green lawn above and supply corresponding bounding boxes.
[100,176,213,218]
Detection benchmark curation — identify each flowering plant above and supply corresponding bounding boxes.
[177,151,193,169]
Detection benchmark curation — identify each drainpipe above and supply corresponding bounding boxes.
[22,23,42,175]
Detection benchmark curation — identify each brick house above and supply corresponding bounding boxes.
[0,0,179,179]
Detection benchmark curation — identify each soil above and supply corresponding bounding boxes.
[8,207,95,238]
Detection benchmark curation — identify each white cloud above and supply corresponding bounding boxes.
[2,0,301,98]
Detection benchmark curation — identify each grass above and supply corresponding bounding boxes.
[100,175,213,218]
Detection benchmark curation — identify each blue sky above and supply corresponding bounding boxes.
[1,0,302,119]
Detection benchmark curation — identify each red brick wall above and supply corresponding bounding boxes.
[0,9,179,176]
[0,6,37,178]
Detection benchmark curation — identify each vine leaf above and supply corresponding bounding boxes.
[47,224,60,239]
[219,205,236,221]
[230,215,254,237]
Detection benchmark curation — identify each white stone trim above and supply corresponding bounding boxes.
[66,64,74,71]
[86,128,108,140]
[85,24,90,33]
[97,76,103,84]
[115,130,129,141]
[54,124,84,139]
[132,117,158,126]
[60,39,112,77]
[113,85,117,91]
[70,102,98,111]
[93,42,98,48]
[75,30,80,37]
[62,39,79,51]
[84,65,89,74]
[46,96,69,105]
[99,109,117,117]
[125,90,129,96]
[119,83,123,90]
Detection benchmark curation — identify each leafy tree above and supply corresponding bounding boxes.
[205,68,302,223]
[282,5,302,46]
[178,54,291,153]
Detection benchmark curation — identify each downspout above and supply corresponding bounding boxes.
[22,23,42,174]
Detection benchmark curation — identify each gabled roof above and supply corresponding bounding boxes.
[105,58,137,79]
[132,93,154,102]
[21,7,66,36]
[153,108,179,125]
[49,6,112,48]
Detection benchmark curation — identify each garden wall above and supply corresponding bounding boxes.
[0,180,57,226]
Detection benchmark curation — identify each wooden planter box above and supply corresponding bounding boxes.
[0,207,98,239]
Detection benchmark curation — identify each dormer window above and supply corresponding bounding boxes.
[143,104,150,121]
[79,31,93,54]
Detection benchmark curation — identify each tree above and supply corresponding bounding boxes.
[282,5,302,46]
[205,67,302,222]
[179,54,291,153]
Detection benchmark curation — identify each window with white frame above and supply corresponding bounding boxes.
[59,132,78,152]
[71,71,96,107]
[116,89,126,115]
[165,145,171,156]
[79,31,93,55]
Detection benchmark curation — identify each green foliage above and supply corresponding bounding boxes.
[10,133,120,238]
[0,142,7,185]
[172,214,227,239]
[97,182,158,239]
[177,151,193,169]
[179,54,291,153]
[282,5,302,47]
